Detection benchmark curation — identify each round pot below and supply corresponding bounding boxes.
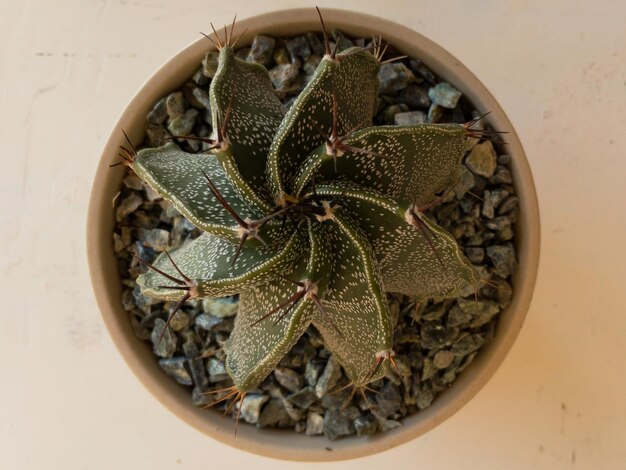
[87,7,540,462]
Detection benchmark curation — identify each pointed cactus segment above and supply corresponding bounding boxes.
[310,124,467,207]
[210,46,286,201]
[137,223,304,301]
[311,211,392,385]
[266,48,380,198]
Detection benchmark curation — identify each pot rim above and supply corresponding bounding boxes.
[87,7,540,462]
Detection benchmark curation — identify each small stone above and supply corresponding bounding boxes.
[486,216,512,232]
[130,315,151,340]
[373,382,401,418]
[354,415,378,436]
[393,110,427,125]
[287,386,317,409]
[466,141,497,178]
[498,195,519,215]
[272,47,290,65]
[258,399,293,428]
[138,228,169,252]
[201,51,219,78]
[420,321,451,349]
[115,192,142,222]
[295,421,306,433]
[305,361,324,387]
[206,357,229,383]
[165,91,185,119]
[398,84,431,108]
[323,409,354,440]
[415,386,434,410]
[269,63,299,91]
[235,47,250,61]
[482,190,495,218]
[167,108,198,136]
[183,338,208,389]
[147,97,168,124]
[433,350,455,369]
[305,32,324,55]
[428,82,462,109]
[305,412,324,435]
[123,174,143,190]
[421,358,437,381]
[159,357,192,385]
[464,246,485,264]
[487,243,517,278]
[194,313,224,331]
[451,334,485,356]
[191,87,211,110]
[274,367,303,393]
[202,297,238,317]
[378,63,414,94]
[427,104,445,123]
[246,35,276,65]
[151,319,177,358]
[455,166,475,199]
[191,386,213,407]
[238,394,270,424]
[284,35,311,61]
[379,419,402,432]
[491,165,513,184]
[409,59,436,84]
[145,124,170,147]
[167,310,189,331]
[315,355,342,398]
[192,68,210,86]
[382,103,409,124]
[303,55,321,77]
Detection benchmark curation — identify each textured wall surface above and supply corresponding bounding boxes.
[1,0,625,468]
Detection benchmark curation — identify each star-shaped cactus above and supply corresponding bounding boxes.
[118,14,481,413]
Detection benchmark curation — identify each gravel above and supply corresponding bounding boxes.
[112,32,518,440]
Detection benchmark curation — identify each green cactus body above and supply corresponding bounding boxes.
[129,38,476,393]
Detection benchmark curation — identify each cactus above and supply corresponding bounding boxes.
[114,11,485,419]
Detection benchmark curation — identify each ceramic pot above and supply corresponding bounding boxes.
[87,8,540,462]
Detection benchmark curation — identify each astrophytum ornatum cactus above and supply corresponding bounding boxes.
[116,17,482,411]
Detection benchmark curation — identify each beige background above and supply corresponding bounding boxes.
[1,0,625,468]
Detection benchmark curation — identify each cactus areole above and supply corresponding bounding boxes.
[120,21,482,404]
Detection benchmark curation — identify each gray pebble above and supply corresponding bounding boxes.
[206,357,229,383]
[287,386,317,409]
[303,55,321,77]
[168,108,198,136]
[373,382,401,418]
[138,228,169,252]
[498,195,519,215]
[274,367,304,393]
[415,386,434,410]
[183,338,209,389]
[201,51,219,78]
[379,419,402,432]
[195,313,224,331]
[202,297,238,318]
[165,91,185,119]
[159,357,192,385]
[145,124,170,147]
[378,63,414,95]
[304,361,324,387]
[420,321,452,349]
[305,412,324,435]
[167,310,189,331]
[246,35,276,65]
[491,165,513,184]
[272,47,290,65]
[466,141,497,178]
[394,110,427,125]
[382,103,409,124]
[487,243,517,278]
[428,104,445,123]
[147,97,168,124]
[115,192,143,222]
[191,87,211,110]
[433,350,455,369]
[269,63,299,91]
[238,394,270,424]
[151,319,177,358]
[123,174,143,191]
[451,334,485,356]
[285,35,311,61]
[323,408,355,440]
[306,32,325,55]
[399,84,431,108]
[409,59,436,83]
[315,355,342,398]
[258,399,293,428]
[464,247,485,264]
[428,82,462,109]
[354,415,378,436]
